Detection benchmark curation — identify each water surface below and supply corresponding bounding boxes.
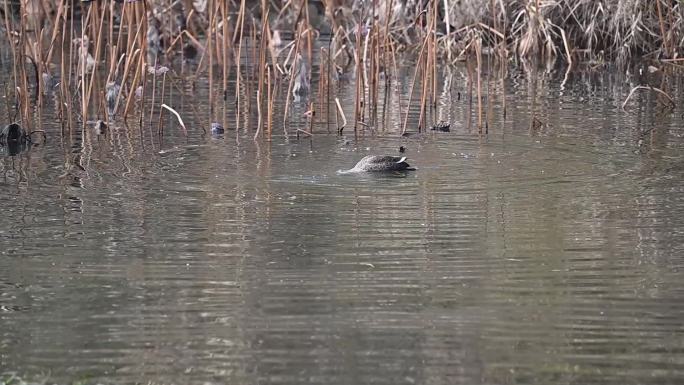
[2,63,684,384]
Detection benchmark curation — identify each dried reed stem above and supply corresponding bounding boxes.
[401,27,431,135]
[282,22,302,136]
[475,37,483,132]
[161,103,188,136]
[335,97,347,133]
[622,85,675,110]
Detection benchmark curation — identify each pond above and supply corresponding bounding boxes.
[2,61,684,384]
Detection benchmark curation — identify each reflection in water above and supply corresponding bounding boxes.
[2,64,684,385]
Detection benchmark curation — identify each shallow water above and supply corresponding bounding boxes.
[2,62,684,385]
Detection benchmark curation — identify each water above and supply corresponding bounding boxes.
[2,62,684,385]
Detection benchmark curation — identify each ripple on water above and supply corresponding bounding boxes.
[3,66,684,385]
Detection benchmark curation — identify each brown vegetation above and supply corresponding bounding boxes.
[0,0,681,140]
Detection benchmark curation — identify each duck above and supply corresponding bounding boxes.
[431,121,450,132]
[211,122,224,135]
[292,53,310,98]
[338,155,415,174]
[105,82,120,116]
[93,120,107,136]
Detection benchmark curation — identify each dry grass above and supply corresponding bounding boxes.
[430,0,682,64]
[0,0,680,141]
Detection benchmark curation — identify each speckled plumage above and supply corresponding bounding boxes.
[339,155,415,173]
[105,82,120,116]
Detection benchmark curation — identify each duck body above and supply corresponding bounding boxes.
[211,122,225,135]
[339,155,415,174]
[93,120,107,136]
[105,82,121,116]
[292,54,310,98]
[431,121,451,132]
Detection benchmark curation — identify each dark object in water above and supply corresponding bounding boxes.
[183,43,198,61]
[5,139,27,156]
[431,121,451,132]
[211,122,224,135]
[0,123,46,145]
[532,117,545,129]
[93,120,107,136]
[399,146,405,153]
[338,155,416,173]
[1,123,26,145]
[1,123,30,156]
